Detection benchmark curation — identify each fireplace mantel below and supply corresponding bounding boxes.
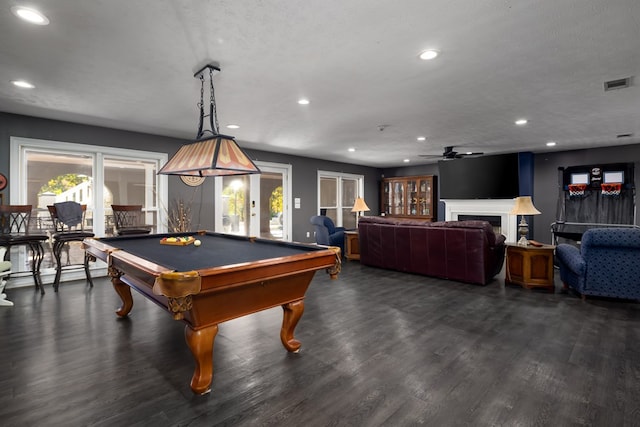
[443,199,517,243]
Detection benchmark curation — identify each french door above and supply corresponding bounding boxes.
[214,162,291,241]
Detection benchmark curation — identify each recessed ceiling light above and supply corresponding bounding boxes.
[403,159,410,163]
[546,141,556,147]
[226,124,240,129]
[12,80,35,89]
[11,6,50,25]
[419,49,439,60]
[417,136,426,141]
[515,119,528,126]
[348,148,356,152]
[297,99,310,105]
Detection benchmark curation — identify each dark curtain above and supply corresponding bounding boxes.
[553,188,636,244]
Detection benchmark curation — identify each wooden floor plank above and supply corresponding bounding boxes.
[1,262,639,426]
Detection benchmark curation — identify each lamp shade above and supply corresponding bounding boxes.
[509,196,541,215]
[158,135,261,177]
[351,198,370,213]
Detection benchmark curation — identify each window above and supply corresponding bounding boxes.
[104,156,160,235]
[317,171,364,229]
[9,137,167,283]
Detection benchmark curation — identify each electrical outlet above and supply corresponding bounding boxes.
[306,231,310,238]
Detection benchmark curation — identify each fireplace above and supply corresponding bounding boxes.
[458,214,502,236]
[442,199,517,243]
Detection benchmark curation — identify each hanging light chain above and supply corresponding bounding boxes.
[199,73,205,108]
[196,72,205,138]
[209,67,219,135]
[193,64,221,138]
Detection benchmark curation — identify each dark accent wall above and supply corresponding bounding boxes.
[383,147,640,244]
[1,112,381,243]
[518,152,534,196]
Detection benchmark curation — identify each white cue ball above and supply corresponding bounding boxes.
[194,239,202,247]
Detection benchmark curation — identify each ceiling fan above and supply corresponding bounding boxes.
[419,146,484,160]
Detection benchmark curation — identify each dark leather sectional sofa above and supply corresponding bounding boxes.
[358,216,506,285]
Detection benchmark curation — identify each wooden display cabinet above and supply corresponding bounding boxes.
[381,175,436,220]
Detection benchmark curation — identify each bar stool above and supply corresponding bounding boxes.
[47,202,95,292]
[0,205,48,294]
[111,205,153,236]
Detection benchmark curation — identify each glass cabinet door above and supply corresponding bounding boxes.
[407,179,418,215]
[417,178,431,216]
[382,181,391,215]
[392,182,404,215]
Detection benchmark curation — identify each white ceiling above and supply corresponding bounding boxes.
[1,0,639,167]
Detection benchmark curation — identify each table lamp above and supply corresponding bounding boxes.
[351,197,370,226]
[509,196,541,246]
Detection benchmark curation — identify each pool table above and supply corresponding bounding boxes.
[83,231,340,395]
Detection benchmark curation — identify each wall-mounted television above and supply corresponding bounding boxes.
[438,153,519,199]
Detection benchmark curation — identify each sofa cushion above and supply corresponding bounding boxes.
[358,216,432,227]
[430,220,497,245]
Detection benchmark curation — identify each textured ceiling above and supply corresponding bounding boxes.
[1,0,639,167]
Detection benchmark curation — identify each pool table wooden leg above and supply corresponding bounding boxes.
[185,324,218,395]
[281,299,304,352]
[110,272,133,317]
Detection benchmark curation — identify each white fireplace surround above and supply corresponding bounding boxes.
[443,199,518,243]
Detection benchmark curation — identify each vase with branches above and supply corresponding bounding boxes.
[167,199,192,232]
[162,186,201,233]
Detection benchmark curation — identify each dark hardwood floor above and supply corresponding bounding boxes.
[1,261,639,426]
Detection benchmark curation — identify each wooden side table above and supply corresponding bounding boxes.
[505,243,555,291]
[344,231,360,261]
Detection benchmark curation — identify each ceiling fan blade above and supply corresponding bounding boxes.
[419,146,484,160]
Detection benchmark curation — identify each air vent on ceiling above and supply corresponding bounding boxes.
[604,77,632,91]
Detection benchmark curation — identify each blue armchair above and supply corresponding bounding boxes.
[310,215,345,256]
[556,227,640,300]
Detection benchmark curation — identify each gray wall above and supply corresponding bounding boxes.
[243,148,381,242]
[533,146,640,243]
[4,112,639,246]
[0,112,381,243]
